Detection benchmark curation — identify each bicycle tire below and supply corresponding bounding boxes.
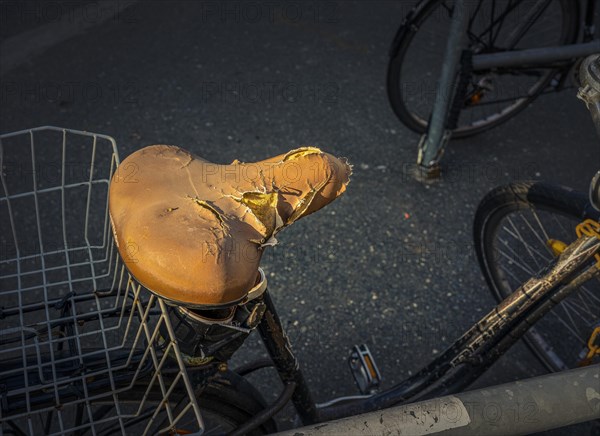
[195,372,277,436]
[90,370,277,436]
[473,181,600,372]
[387,0,579,138]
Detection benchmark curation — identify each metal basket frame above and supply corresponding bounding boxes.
[0,127,203,435]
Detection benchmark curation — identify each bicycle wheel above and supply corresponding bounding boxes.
[474,182,600,371]
[387,0,579,138]
[91,370,277,435]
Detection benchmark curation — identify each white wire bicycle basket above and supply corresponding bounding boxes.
[0,127,203,435]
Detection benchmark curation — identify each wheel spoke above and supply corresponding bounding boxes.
[522,210,555,258]
[504,217,548,268]
[576,283,600,307]
[495,242,538,276]
[552,302,590,344]
[488,0,496,48]
[499,262,531,286]
[506,0,554,49]
[476,0,523,47]
[562,296,599,322]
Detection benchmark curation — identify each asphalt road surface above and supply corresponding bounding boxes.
[1,1,599,434]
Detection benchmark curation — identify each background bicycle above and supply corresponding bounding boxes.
[386,0,600,173]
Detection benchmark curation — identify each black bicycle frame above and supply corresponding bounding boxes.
[255,232,600,426]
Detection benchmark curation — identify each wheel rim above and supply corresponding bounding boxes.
[487,205,600,370]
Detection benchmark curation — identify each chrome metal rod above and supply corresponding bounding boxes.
[275,364,600,436]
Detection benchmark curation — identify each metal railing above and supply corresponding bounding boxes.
[275,364,600,435]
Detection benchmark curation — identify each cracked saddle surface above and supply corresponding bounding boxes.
[109,145,351,307]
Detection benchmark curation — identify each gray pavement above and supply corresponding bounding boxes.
[1,1,599,434]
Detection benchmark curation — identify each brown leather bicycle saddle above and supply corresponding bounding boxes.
[109,145,351,307]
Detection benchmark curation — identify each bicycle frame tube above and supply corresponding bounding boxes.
[420,261,600,398]
[254,234,600,427]
[315,234,600,421]
[472,40,600,70]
